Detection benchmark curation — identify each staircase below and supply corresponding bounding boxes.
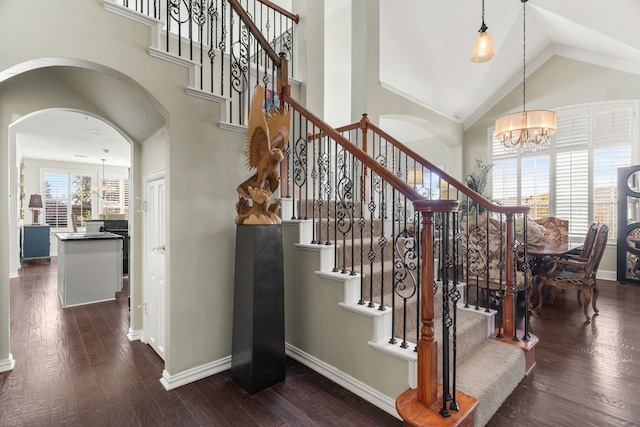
[283,200,526,426]
[102,1,536,425]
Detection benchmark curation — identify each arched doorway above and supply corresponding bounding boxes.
[0,60,167,370]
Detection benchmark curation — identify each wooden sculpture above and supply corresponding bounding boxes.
[235,86,291,225]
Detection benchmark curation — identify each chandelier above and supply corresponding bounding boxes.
[470,0,495,63]
[495,0,556,151]
[91,158,115,200]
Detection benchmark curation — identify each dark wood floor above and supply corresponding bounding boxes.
[2,260,640,426]
[0,259,400,427]
[489,280,640,426]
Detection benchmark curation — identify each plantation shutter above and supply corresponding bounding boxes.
[592,105,633,238]
[44,173,68,228]
[492,133,519,206]
[520,155,549,218]
[554,113,590,236]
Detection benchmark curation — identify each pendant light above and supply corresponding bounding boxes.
[494,0,556,151]
[470,0,495,63]
[92,158,109,199]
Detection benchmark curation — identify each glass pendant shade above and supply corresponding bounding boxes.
[470,31,495,63]
[495,110,557,151]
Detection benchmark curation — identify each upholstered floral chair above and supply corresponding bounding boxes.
[460,215,532,306]
[534,217,569,243]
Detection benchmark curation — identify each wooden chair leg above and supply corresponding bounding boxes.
[591,287,600,315]
[581,289,591,322]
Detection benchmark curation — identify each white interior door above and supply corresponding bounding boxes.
[144,175,166,360]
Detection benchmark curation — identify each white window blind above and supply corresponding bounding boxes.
[99,175,129,217]
[44,171,93,228]
[555,113,590,236]
[44,173,68,228]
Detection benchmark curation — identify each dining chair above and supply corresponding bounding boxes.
[460,215,532,308]
[536,221,599,302]
[534,216,569,243]
[563,222,599,261]
[536,224,608,322]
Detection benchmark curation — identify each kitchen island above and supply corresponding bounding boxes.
[56,232,123,308]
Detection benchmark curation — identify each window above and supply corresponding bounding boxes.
[43,170,93,228]
[100,174,129,217]
[491,101,638,240]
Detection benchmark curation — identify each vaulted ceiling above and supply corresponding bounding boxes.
[380,0,640,130]
[12,0,640,162]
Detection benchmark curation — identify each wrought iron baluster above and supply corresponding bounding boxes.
[310,124,318,242]
[335,146,354,274]
[292,114,307,220]
[367,173,376,308]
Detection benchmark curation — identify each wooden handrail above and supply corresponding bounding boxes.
[364,119,529,216]
[228,0,282,65]
[283,95,433,205]
[256,0,300,23]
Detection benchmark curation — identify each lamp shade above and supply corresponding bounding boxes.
[28,194,43,209]
[495,110,557,151]
[470,31,495,63]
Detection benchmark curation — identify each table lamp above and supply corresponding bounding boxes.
[29,194,43,225]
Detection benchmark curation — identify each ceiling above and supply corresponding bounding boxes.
[12,0,640,161]
[379,0,640,139]
[15,110,131,167]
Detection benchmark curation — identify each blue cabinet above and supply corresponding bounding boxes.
[21,225,51,264]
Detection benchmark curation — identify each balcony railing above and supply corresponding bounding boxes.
[109,0,298,126]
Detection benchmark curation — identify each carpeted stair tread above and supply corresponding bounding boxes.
[456,339,525,427]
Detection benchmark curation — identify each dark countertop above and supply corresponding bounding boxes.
[56,232,124,241]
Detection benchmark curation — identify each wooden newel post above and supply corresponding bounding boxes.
[418,209,438,405]
[278,53,290,198]
[503,213,515,338]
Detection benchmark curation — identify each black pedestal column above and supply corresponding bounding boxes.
[231,224,285,394]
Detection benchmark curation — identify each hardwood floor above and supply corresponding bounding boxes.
[489,280,640,426]
[1,259,400,427]
[2,260,640,426]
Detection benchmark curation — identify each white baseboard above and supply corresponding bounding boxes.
[598,269,616,281]
[160,355,232,391]
[127,328,143,341]
[285,343,401,420]
[0,353,15,373]
[153,343,401,420]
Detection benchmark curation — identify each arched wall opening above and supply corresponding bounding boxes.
[0,59,168,369]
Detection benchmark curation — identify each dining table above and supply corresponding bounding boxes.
[525,240,583,259]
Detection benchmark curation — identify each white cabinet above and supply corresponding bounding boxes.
[56,232,123,308]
